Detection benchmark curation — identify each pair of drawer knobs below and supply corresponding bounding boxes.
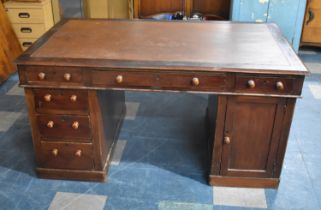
[51,148,82,157]
[115,75,201,86]
[44,94,77,102]
[47,121,79,130]
[247,80,284,90]
[38,72,72,81]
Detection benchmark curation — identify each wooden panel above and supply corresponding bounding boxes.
[135,0,185,17]
[220,96,285,178]
[12,23,46,38]
[192,0,230,19]
[40,141,94,170]
[34,89,89,115]
[37,114,92,140]
[302,6,321,43]
[5,8,45,23]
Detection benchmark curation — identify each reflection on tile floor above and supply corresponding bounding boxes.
[0,70,321,209]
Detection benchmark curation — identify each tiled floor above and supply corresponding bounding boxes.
[1,50,321,210]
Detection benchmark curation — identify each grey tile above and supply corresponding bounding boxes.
[48,192,107,210]
[0,111,22,132]
[308,82,321,99]
[111,140,127,166]
[125,102,140,120]
[6,83,24,96]
[213,187,267,209]
[158,201,213,210]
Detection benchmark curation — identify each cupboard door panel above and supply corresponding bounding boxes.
[135,0,185,17]
[221,96,285,178]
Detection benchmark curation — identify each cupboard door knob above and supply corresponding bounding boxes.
[192,77,200,86]
[47,121,54,128]
[116,75,123,84]
[72,121,79,130]
[224,136,231,144]
[44,94,52,102]
[64,73,71,81]
[75,149,82,157]
[247,80,255,88]
[38,72,46,80]
[52,149,58,156]
[70,95,77,102]
[276,81,284,90]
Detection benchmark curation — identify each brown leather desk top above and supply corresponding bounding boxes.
[17,19,308,75]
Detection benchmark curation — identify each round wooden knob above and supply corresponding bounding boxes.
[75,149,82,157]
[192,77,200,86]
[70,95,77,102]
[44,94,52,102]
[38,72,46,80]
[72,121,79,130]
[276,81,284,90]
[52,149,58,156]
[116,75,123,84]
[247,80,256,88]
[47,121,54,128]
[64,73,71,81]
[224,136,231,144]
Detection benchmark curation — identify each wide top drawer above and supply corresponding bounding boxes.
[6,8,45,24]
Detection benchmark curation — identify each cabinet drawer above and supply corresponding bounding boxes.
[37,115,92,140]
[25,67,84,86]
[34,89,89,115]
[13,23,46,38]
[235,76,295,95]
[19,38,37,51]
[40,141,94,170]
[92,70,227,92]
[6,8,45,23]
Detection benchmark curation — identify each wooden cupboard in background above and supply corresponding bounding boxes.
[301,0,321,47]
[83,0,129,19]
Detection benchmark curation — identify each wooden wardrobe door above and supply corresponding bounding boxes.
[134,0,185,18]
[220,96,285,178]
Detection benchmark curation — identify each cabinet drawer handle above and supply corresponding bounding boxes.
[276,81,284,90]
[22,42,32,47]
[47,121,54,128]
[247,80,255,88]
[192,77,200,86]
[18,12,30,18]
[70,95,77,102]
[116,75,123,83]
[64,73,71,81]
[75,149,82,157]
[52,148,59,156]
[44,94,52,102]
[38,72,46,80]
[224,136,231,144]
[20,27,32,33]
[72,121,79,130]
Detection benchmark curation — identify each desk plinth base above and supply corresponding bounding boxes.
[209,175,280,188]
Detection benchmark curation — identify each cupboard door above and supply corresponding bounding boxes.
[134,0,185,18]
[220,96,285,178]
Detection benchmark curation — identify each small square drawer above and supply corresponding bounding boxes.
[37,115,92,140]
[6,8,45,24]
[40,141,94,170]
[235,76,296,95]
[13,23,46,38]
[34,89,89,115]
[19,38,37,51]
[25,67,84,86]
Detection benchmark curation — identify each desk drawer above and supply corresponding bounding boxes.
[13,23,46,38]
[25,67,84,86]
[34,89,88,115]
[92,70,227,92]
[6,8,45,23]
[40,141,94,170]
[235,76,296,95]
[37,115,91,140]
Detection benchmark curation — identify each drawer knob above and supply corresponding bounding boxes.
[276,81,284,90]
[64,73,71,81]
[44,94,52,102]
[38,72,46,80]
[75,149,82,157]
[224,136,231,144]
[247,80,256,88]
[70,95,77,102]
[116,75,123,84]
[72,121,79,130]
[192,77,200,86]
[47,121,54,128]
[52,149,59,156]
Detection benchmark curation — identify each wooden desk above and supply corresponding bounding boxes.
[17,19,308,188]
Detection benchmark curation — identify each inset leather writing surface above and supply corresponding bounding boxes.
[29,20,307,74]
